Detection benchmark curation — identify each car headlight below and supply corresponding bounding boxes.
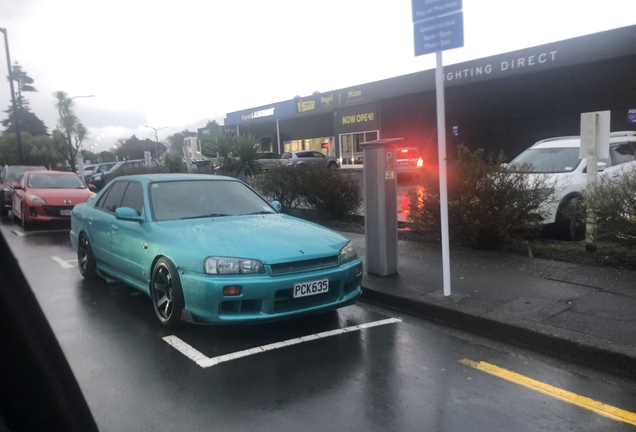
[25,194,46,203]
[204,257,265,275]
[339,241,357,263]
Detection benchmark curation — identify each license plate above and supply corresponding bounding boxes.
[293,278,329,298]
[60,209,72,216]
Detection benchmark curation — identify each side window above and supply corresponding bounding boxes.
[99,181,128,214]
[610,142,636,166]
[120,181,143,215]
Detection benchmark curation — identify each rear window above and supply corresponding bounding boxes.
[398,149,420,158]
[281,153,292,159]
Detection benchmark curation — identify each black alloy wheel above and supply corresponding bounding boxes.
[150,258,184,328]
[78,234,98,279]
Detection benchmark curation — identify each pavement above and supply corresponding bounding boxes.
[341,231,636,378]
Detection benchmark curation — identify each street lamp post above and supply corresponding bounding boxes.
[146,126,168,159]
[1,27,23,164]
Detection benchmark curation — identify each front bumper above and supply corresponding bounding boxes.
[23,202,74,224]
[179,259,363,323]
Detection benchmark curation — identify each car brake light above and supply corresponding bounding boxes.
[417,158,423,167]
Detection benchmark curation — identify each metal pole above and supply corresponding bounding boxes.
[146,126,167,159]
[436,51,452,296]
[0,28,23,164]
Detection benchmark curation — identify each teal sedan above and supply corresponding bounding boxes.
[70,174,362,327]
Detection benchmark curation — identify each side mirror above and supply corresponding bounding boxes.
[13,183,23,190]
[88,184,96,191]
[597,161,607,172]
[115,207,144,222]
[271,201,281,211]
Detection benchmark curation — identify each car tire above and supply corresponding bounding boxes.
[150,257,184,328]
[556,198,584,241]
[20,204,29,230]
[327,162,337,170]
[77,234,99,279]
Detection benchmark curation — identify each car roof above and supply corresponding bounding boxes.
[28,170,76,176]
[5,165,47,170]
[110,173,239,183]
[532,131,636,149]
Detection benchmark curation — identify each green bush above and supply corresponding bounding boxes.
[108,164,166,182]
[299,166,363,220]
[408,146,554,249]
[162,152,187,173]
[583,170,636,244]
[251,166,362,220]
[249,166,305,209]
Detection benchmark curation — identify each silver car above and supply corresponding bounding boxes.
[281,150,339,169]
[256,152,282,170]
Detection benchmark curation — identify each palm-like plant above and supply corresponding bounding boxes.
[202,133,236,175]
[232,135,263,178]
[53,91,89,171]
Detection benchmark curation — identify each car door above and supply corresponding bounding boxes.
[310,151,327,167]
[108,181,151,288]
[88,180,128,270]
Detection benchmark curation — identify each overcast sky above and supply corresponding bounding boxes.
[2,0,636,152]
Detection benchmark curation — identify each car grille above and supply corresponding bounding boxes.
[269,256,339,275]
[42,205,73,217]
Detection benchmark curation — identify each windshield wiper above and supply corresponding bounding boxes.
[243,211,275,215]
[180,213,229,220]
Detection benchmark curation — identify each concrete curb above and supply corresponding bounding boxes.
[360,287,636,378]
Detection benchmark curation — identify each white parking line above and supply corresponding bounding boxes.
[163,317,402,368]
[51,256,75,269]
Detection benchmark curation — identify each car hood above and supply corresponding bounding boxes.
[27,188,94,205]
[154,213,350,265]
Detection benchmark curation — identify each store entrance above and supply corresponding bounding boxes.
[339,130,378,168]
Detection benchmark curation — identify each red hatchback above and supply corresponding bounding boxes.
[11,170,96,229]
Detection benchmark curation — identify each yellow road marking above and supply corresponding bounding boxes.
[459,359,636,426]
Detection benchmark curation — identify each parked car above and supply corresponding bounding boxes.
[396,148,424,177]
[281,150,339,169]
[83,162,116,184]
[507,131,636,240]
[89,159,158,189]
[70,173,362,327]
[256,152,282,170]
[77,164,96,180]
[0,165,47,216]
[12,170,96,229]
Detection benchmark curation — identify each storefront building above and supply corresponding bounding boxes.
[202,25,636,167]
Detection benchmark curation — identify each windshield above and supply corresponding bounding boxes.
[508,147,583,173]
[149,179,277,221]
[28,174,86,189]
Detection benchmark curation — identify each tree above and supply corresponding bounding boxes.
[114,135,162,160]
[53,91,90,172]
[2,63,48,137]
[166,129,197,152]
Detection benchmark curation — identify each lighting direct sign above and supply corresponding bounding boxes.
[412,0,464,57]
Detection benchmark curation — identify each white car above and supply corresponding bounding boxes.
[508,131,636,240]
